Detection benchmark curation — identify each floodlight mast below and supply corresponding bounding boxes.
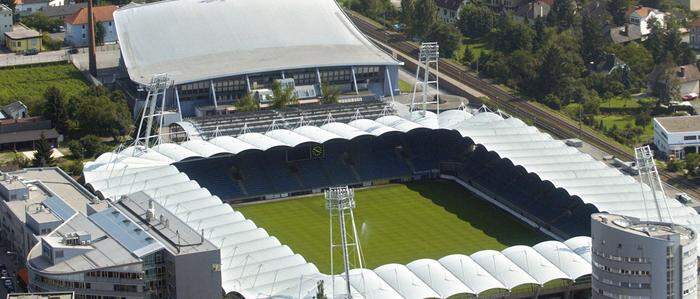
[134,74,173,149]
[635,145,674,222]
[326,186,364,298]
[410,42,441,116]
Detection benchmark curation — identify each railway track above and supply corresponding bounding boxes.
[348,11,700,200]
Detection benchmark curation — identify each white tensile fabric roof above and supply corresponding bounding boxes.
[114,0,401,85]
[83,108,698,297]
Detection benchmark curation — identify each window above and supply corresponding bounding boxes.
[684,135,697,141]
[82,33,85,39]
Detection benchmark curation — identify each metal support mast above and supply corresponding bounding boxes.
[635,145,674,222]
[410,42,441,116]
[326,186,364,298]
[134,74,171,149]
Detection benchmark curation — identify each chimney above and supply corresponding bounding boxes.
[87,0,97,77]
[146,199,155,222]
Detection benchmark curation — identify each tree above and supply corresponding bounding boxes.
[354,0,392,20]
[533,17,547,51]
[428,23,461,58]
[507,50,537,91]
[456,3,496,38]
[79,135,102,158]
[320,83,340,104]
[535,44,582,98]
[42,87,69,135]
[74,90,133,138]
[400,0,415,30]
[493,15,534,53]
[66,140,85,160]
[94,22,105,45]
[581,13,609,63]
[412,0,437,38]
[685,153,700,176]
[461,46,474,65]
[548,0,576,29]
[271,81,297,109]
[21,13,63,32]
[32,133,54,167]
[609,42,653,88]
[646,17,666,62]
[607,0,630,26]
[235,92,259,112]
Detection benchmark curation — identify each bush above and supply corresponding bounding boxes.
[667,159,683,172]
[59,160,84,177]
[79,135,102,158]
[42,33,62,51]
[66,140,85,159]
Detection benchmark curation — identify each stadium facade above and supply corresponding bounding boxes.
[114,0,402,117]
[81,105,700,297]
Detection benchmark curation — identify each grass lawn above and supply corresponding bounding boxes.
[398,79,413,93]
[595,114,653,141]
[236,180,547,273]
[0,62,89,113]
[454,37,492,62]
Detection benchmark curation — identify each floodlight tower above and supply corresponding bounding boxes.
[410,42,441,116]
[635,145,674,222]
[326,186,364,298]
[134,74,171,149]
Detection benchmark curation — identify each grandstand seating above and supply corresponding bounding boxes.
[174,118,594,238]
[187,101,389,138]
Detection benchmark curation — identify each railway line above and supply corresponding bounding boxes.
[347,11,700,200]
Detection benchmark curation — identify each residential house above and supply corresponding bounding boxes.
[0,4,12,44]
[0,117,61,150]
[649,63,700,99]
[4,24,42,53]
[626,6,664,36]
[64,5,117,46]
[690,19,700,49]
[610,6,665,44]
[13,0,49,15]
[1,101,29,120]
[515,0,553,24]
[435,0,466,24]
[480,0,526,10]
[37,2,86,22]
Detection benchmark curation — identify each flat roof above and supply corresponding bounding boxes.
[114,0,401,85]
[593,213,696,245]
[27,213,141,274]
[655,115,700,133]
[117,191,218,255]
[0,168,96,233]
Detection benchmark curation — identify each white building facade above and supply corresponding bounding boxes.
[627,6,665,37]
[591,213,697,299]
[653,115,700,159]
[64,5,117,47]
[0,4,12,44]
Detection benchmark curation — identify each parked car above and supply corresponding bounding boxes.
[24,49,39,56]
[682,93,698,101]
[68,48,79,54]
[677,193,694,204]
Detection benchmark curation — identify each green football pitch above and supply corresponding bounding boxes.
[235,180,548,273]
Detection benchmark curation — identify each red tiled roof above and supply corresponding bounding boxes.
[65,5,117,25]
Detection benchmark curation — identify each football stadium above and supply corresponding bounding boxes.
[114,0,402,117]
[86,0,700,297]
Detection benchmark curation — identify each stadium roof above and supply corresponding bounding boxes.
[83,106,700,296]
[114,0,401,85]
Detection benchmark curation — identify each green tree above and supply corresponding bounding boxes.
[581,12,609,63]
[456,3,496,38]
[461,46,474,65]
[412,0,437,38]
[548,0,576,29]
[646,17,666,62]
[66,140,85,160]
[43,87,69,135]
[493,15,534,53]
[508,50,537,92]
[400,0,415,29]
[235,92,259,112]
[74,91,133,138]
[321,83,341,104]
[607,0,630,26]
[271,81,297,109]
[532,17,547,51]
[536,44,582,98]
[94,22,106,45]
[21,13,63,32]
[428,23,461,58]
[685,153,700,176]
[79,135,102,158]
[609,42,653,88]
[32,133,54,167]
